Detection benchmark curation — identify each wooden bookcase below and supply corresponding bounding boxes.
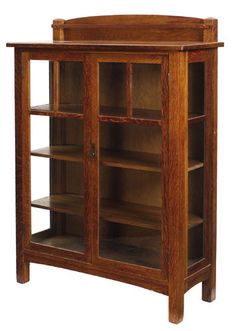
[7,15,223,323]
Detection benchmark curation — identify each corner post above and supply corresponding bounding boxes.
[15,49,31,283]
[202,17,218,302]
[168,51,188,323]
[52,19,65,41]
[203,18,218,42]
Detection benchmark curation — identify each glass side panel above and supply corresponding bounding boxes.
[188,62,205,116]
[30,60,50,110]
[99,122,162,269]
[30,61,84,114]
[99,63,127,117]
[31,208,85,252]
[30,115,85,253]
[132,64,161,119]
[188,122,205,265]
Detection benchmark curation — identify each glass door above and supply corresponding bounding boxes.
[97,57,165,270]
[29,57,87,257]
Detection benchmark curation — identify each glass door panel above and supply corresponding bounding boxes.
[99,63,127,117]
[132,64,161,119]
[58,61,84,114]
[99,120,162,269]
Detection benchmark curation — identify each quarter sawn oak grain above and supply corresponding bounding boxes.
[8,14,223,324]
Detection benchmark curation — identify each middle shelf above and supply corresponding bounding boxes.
[31,145,204,173]
[31,194,203,231]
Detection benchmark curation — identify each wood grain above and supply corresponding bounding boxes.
[25,247,168,293]
[9,14,223,324]
[51,15,218,43]
[32,230,85,252]
[84,55,99,263]
[31,103,83,113]
[15,49,31,283]
[202,49,218,302]
[53,19,65,41]
[31,145,203,172]
[31,145,83,162]
[168,51,188,323]
[31,193,203,231]
[7,41,224,51]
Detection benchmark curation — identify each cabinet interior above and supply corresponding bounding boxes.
[30,58,206,268]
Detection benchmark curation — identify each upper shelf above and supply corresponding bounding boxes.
[31,145,204,172]
[30,104,206,124]
[6,40,224,52]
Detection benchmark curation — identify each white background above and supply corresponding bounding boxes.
[0,1,233,330]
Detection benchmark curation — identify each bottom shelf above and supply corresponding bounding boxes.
[31,230,161,268]
[31,230,203,269]
[31,230,85,252]
[100,235,161,269]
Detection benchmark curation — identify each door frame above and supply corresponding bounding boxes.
[90,52,169,281]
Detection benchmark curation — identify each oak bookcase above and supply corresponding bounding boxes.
[7,15,223,323]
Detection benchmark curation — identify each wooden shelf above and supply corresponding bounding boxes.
[31,145,203,172]
[100,235,161,269]
[32,230,160,269]
[31,194,84,216]
[30,104,84,118]
[31,145,83,162]
[30,104,206,124]
[101,200,161,230]
[100,106,206,122]
[31,194,203,230]
[101,149,161,172]
[31,229,85,252]
[31,228,202,268]
[100,105,162,120]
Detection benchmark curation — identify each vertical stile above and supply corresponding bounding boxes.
[15,49,31,283]
[53,61,59,113]
[84,55,99,263]
[168,51,188,323]
[127,63,133,118]
[161,56,169,280]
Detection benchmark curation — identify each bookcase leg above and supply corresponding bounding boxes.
[168,290,184,324]
[17,260,30,284]
[202,276,216,302]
